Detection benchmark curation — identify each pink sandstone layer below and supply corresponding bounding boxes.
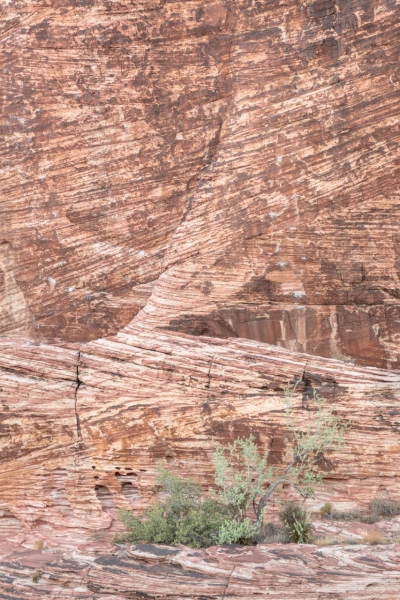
[1,541,400,599]
[1,328,400,549]
[1,0,400,596]
[0,0,399,367]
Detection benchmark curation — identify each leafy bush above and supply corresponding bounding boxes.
[217,517,257,545]
[279,502,312,544]
[117,382,349,548]
[175,499,230,547]
[117,503,175,545]
[115,467,228,548]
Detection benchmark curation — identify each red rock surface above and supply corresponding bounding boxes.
[1,0,233,342]
[2,0,400,596]
[1,328,400,550]
[1,542,400,599]
[1,0,400,366]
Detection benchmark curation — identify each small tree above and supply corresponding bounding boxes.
[116,382,349,547]
[212,382,349,526]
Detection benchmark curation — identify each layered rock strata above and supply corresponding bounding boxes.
[1,328,400,549]
[1,1,400,367]
[2,0,400,595]
[1,0,233,342]
[1,542,400,599]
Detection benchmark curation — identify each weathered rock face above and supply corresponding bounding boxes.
[1,329,400,550]
[1,0,400,366]
[135,0,400,369]
[1,0,233,342]
[2,1,400,595]
[1,542,400,599]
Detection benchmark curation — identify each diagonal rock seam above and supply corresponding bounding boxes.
[74,350,83,444]
[222,563,236,600]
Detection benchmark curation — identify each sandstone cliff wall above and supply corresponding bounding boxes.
[1,0,400,367]
[1,0,400,572]
[1,328,400,549]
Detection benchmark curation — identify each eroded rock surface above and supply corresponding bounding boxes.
[1,542,400,599]
[1,329,400,549]
[1,0,233,342]
[1,0,400,366]
[2,0,400,596]
[135,0,400,369]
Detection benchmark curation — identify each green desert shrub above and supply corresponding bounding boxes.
[116,382,349,548]
[279,502,312,544]
[217,517,257,545]
[117,503,175,545]
[115,467,228,548]
[175,499,230,547]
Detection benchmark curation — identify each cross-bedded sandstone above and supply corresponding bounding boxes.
[1,1,400,367]
[2,1,400,595]
[1,328,400,550]
[1,541,400,599]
